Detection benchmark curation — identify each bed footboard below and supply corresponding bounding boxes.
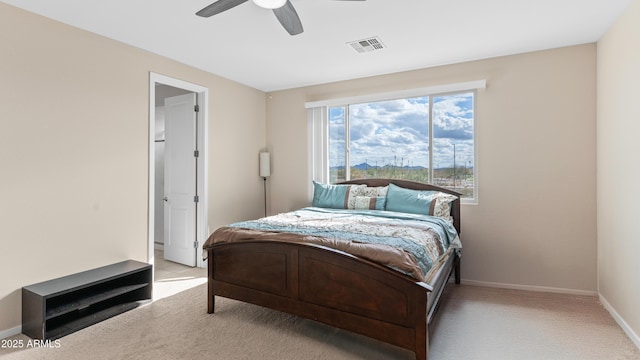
[207,241,432,359]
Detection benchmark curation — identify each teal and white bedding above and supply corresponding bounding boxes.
[205,207,461,283]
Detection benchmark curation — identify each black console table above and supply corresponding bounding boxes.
[22,260,152,340]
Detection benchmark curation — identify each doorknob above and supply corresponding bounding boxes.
[163,197,168,202]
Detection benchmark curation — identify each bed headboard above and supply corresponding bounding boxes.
[337,178,462,235]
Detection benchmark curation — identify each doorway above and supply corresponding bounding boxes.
[148,72,208,269]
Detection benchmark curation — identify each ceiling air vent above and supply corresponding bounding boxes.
[347,37,386,53]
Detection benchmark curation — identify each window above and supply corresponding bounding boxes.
[307,81,482,203]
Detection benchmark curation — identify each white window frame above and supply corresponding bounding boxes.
[306,80,484,205]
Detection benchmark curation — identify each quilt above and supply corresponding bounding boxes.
[204,207,461,283]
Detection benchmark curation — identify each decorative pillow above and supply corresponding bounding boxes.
[385,183,457,219]
[345,186,388,209]
[430,192,458,221]
[311,181,364,209]
[357,186,389,198]
[353,196,386,210]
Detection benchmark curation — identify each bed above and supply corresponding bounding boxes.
[203,179,462,360]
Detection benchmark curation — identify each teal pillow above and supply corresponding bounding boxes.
[385,183,458,219]
[385,183,437,215]
[312,181,363,209]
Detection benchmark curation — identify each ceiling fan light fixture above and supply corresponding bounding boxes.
[252,0,287,9]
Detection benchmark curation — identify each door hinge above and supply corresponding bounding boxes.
[194,195,199,203]
[194,104,200,112]
[194,150,199,158]
[193,241,198,249]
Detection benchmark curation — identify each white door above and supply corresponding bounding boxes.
[163,93,198,266]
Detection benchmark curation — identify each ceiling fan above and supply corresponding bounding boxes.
[196,0,365,36]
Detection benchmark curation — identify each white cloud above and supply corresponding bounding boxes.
[330,93,474,169]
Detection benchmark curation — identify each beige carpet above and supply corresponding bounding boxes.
[2,284,639,360]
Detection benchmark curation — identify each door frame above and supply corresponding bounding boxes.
[148,72,209,268]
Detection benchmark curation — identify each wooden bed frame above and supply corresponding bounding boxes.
[206,179,461,360]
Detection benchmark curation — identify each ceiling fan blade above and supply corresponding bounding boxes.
[272,1,304,36]
[196,0,249,17]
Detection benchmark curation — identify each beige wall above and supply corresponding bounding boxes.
[5,0,626,341]
[597,0,640,344]
[267,44,597,293]
[0,3,266,334]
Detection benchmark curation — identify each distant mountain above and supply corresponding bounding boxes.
[332,162,427,170]
[353,162,374,170]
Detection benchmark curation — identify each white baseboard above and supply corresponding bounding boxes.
[599,294,640,351]
[0,325,22,340]
[461,279,597,296]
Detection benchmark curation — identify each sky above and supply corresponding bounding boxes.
[329,92,474,170]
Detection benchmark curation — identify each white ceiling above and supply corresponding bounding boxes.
[3,0,632,92]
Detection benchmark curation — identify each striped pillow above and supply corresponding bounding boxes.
[311,181,364,209]
[385,183,457,220]
[353,196,386,210]
[346,186,388,209]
